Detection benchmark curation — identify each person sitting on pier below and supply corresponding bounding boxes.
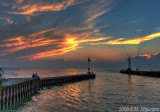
[35,73,40,78]
[91,70,94,74]
[32,73,35,78]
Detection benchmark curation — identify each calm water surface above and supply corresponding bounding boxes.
[2,68,160,112]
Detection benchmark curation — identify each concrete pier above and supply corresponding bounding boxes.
[40,74,96,87]
[0,78,40,110]
[0,73,96,110]
[120,70,160,78]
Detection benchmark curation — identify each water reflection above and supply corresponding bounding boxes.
[128,74,141,84]
[16,79,96,112]
[127,74,139,105]
[2,68,160,112]
[128,74,131,83]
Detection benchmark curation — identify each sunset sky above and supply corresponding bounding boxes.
[0,0,160,68]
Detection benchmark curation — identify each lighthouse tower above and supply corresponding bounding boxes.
[127,56,132,71]
[88,57,91,74]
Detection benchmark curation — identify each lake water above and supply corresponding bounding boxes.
[2,67,160,112]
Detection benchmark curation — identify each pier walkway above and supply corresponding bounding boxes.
[2,78,34,87]
[40,74,95,87]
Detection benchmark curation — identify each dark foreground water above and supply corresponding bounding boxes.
[2,67,160,112]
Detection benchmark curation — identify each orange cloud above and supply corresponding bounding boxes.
[108,32,160,44]
[19,43,79,60]
[0,37,58,56]
[131,52,160,60]
[7,0,80,15]
[1,28,55,48]
[79,37,108,43]
[153,52,160,56]
[0,36,24,47]
[0,17,14,24]
[3,37,58,52]
[140,54,151,59]
[92,32,160,45]
[18,36,79,60]
[0,27,108,60]
[17,33,108,60]
[0,29,58,56]
[0,46,27,56]
[132,54,151,59]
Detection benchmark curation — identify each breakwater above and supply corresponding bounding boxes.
[40,74,96,87]
[120,70,160,78]
[0,74,95,110]
[0,78,40,110]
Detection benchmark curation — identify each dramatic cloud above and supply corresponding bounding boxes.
[0,0,160,67]
[5,0,87,15]
[0,28,57,56]
[18,34,108,60]
[108,32,160,44]
[0,0,114,62]
[92,32,160,45]
[0,27,109,60]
